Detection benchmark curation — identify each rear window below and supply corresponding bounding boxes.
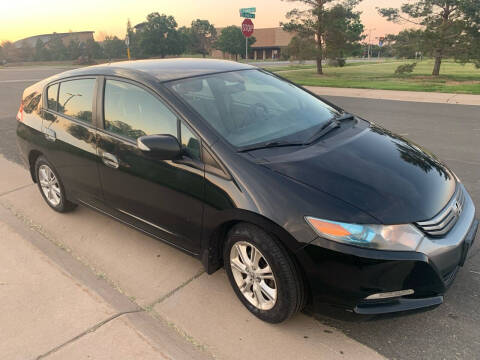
[58,79,95,123]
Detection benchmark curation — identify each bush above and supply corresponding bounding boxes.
[395,62,417,75]
[74,56,96,65]
[327,58,346,67]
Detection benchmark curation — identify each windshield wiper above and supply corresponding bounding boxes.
[238,140,304,152]
[335,112,355,122]
[239,112,355,151]
[303,112,355,145]
[304,120,340,144]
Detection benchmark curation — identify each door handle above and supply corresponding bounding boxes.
[42,127,56,141]
[102,152,119,169]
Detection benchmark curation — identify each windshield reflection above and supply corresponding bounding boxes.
[168,70,338,147]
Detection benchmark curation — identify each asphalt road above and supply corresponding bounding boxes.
[1,66,479,360]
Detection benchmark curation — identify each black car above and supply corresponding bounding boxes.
[16,59,478,323]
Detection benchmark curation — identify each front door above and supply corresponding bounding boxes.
[96,78,205,254]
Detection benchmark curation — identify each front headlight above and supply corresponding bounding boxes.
[305,216,424,251]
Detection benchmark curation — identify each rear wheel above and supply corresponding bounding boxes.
[35,156,76,213]
[224,223,305,323]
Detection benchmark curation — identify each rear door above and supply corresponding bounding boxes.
[41,77,102,203]
[96,77,205,254]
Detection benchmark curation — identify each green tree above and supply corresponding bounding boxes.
[34,39,50,61]
[1,41,18,62]
[282,0,364,74]
[190,19,217,57]
[48,34,68,60]
[285,36,317,61]
[138,13,185,58]
[84,39,103,59]
[18,43,34,62]
[67,39,83,60]
[323,2,365,60]
[102,36,126,59]
[385,29,425,59]
[378,0,480,76]
[178,26,194,53]
[455,1,480,68]
[215,26,256,61]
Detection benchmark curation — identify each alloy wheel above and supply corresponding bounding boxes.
[230,241,277,310]
[38,164,61,207]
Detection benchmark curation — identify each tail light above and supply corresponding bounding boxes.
[16,100,24,122]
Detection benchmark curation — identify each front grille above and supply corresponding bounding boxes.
[416,187,465,237]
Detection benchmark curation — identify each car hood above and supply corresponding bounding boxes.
[250,121,456,224]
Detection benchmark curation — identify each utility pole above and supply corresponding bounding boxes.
[367,28,375,60]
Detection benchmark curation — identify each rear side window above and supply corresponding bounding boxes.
[47,83,59,111]
[58,79,95,123]
[104,79,178,140]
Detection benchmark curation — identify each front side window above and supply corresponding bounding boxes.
[168,70,339,148]
[104,80,177,141]
[58,79,95,123]
[181,122,201,160]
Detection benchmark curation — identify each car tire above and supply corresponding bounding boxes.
[224,223,305,323]
[35,156,77,213]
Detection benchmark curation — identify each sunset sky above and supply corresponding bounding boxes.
[0,0,408,43]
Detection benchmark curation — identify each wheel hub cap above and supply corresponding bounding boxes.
[230,241,277,310]
[38,165,61,207]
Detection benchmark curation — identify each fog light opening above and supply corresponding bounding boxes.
[365,289,415,300]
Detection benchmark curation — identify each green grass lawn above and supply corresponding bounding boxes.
[262,64,317,72]
[266,60,480,94]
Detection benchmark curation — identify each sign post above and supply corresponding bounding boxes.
[378,37,384,60]
[125,35,131,60]
[241,19,254,60]
[240,8,255,61]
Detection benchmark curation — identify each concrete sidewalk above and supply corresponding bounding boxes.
[305,86,480,106]
[0,159,215,360]
[0,155,385,360]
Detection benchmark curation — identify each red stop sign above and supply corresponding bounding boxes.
[242,19,254,38]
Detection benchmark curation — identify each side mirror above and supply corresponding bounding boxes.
[137,134,182,160]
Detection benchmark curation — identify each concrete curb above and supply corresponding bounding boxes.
[0,203,214,360]
[305,86,480,106]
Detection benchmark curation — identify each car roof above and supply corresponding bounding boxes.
[51,58,256,83]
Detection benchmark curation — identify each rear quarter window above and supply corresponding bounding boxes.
[46,83,59,112]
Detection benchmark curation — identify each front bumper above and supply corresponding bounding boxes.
[297,185,478,316]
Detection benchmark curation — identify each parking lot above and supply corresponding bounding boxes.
[1,65,479,359]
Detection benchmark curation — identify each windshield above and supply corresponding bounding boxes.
[167,69,339,148]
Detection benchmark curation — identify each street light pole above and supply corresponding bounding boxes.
[367,28,375,60]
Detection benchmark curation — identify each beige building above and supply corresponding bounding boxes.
[14,31,94,48]
[211,27,295,60]
[250,27,295,60]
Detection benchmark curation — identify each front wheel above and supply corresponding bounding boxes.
[224,223,305,323]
